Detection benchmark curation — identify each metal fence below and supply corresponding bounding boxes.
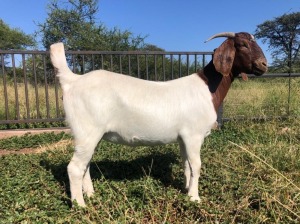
[0,50,299,128]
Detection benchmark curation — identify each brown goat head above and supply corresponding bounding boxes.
[208,32,268,77]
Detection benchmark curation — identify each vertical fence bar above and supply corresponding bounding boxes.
[194,54,197,72]
[11,54,20,120]
[32,54,41,119]
[187,54,189,75]
[145,54,149,80]
[54,68,60,118]
[82,55,85,74]
[217,103,224,127]
[154,54,157,80]
[101,54,104,69]
[128,55,131,75]
[43,54,50,119]
[119,55,122,74]
[72,55,76,73]
[287,72,291,115]
[137,55,140,78]
[171,54,174,80]
[162,55,166,81]
[22,54,30,119]
[179,54,182,77]
[1,54,9,120]
[92,54,95,70]
[110,55,113,71]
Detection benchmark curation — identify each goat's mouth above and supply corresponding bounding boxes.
[252,67,266,76]
[252,59,268,76]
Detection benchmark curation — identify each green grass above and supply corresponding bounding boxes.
[0,118,299,223]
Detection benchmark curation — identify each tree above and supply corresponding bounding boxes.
[0,19,36,50]
[38,0,146,51]
[255,12,300,73]
[0,19,36,76]
[37,0,149,75]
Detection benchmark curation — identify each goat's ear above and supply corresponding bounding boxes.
[213,39,235,76]
[241,72,249,81]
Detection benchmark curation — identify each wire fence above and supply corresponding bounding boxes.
[0,50,299,128]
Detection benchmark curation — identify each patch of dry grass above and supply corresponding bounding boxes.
[224,77,300,118]
[0,81,64,121]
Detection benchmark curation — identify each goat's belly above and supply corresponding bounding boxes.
[102,131,177,146]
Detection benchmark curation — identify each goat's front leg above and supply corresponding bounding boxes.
[180,134,204,202]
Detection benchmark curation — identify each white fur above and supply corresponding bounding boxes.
[50,43,217,206]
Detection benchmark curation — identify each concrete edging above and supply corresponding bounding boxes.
[0,127,71,139]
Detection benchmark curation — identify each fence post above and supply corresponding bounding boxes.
[217,102,224,128]
[287,72,291,115]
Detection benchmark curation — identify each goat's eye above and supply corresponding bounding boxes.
[236,41,249,49]
[240,42,249,49]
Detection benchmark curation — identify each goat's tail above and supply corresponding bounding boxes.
[50,43,79,86]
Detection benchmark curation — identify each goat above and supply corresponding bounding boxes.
[50,32,267,207]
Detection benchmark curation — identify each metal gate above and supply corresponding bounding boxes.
[0,50,299,128]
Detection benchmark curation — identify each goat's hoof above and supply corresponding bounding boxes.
[72,199,86,208]
[75,203,86,208]
[189,196,201,203]
[84,190,95,198]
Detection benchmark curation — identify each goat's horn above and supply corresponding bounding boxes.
[204,32,236,43]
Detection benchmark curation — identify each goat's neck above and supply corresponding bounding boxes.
[200,61,235,112]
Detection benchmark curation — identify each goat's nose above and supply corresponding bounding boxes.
[255,58,268,72]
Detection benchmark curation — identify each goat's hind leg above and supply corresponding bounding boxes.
[179,140,191,191]
[68,133,101,207]
[83,164,94,197]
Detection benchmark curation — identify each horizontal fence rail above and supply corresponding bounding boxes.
[0,49,299,128]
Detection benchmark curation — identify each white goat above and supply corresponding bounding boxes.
[50,32,267,207]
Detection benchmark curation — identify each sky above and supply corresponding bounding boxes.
[0,0,300,63]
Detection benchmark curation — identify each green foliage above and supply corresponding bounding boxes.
[36,0,151,82]
[38,0,147,51]
[255,12,300,72]
[0,19,36,50]
[0,19,36,69]
[0,119,299,222]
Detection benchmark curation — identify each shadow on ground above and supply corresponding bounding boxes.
[40,150,183,205]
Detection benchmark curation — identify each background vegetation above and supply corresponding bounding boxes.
[224,77,300,118]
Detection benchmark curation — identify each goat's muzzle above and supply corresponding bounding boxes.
[253,58,268,76]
